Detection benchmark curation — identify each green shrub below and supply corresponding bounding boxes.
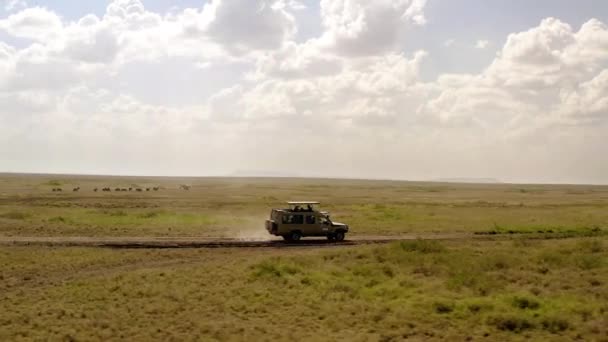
[466,301,493,314]
[434,301,454,314]
[512,296,540,310]
[49,216,68,223]
[252,260,301,278]
[138,211,165,219]
[397,240,445,253]
[488,315,534,332]
[480,253,514,271]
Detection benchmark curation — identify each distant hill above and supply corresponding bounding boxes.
[228,170,301,178]
[433,178,501,184]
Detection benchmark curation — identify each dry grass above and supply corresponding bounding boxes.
[0,238,606,340]
[1,173,607,237]
[1,174,607,340]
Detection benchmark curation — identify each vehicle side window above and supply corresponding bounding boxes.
[306,215,316,224]
[282,215,304,224]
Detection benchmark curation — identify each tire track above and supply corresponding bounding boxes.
[0,233,471,249]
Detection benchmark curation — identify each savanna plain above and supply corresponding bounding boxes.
[0,173,607,340]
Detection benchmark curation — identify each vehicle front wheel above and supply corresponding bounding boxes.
[334,231,345,242]
[327,234,336,241]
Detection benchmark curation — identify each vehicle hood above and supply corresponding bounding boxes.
[331,222,348,227]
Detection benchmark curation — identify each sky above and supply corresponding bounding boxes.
[0,0,607,184]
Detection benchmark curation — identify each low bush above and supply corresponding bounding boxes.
[434,302,454,314]
[107,210,128,217]
[397,240,446,253]
[138,211,165,219]
[49,216,68,223]
[512,296,540,310]
[489,315,534,332]
[251,259,301,279]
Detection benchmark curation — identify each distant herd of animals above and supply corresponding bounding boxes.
[51,185,191,192]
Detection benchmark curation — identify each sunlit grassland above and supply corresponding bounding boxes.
[1,173,607,237]
[1,238,606,340]
[2,175,607,340]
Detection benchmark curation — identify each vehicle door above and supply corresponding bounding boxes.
[304,213,321,235]
[318,215,331,234]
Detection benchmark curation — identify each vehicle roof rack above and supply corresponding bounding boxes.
[287,201,320,205]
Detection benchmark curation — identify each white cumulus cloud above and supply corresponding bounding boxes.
[1,1,608,183]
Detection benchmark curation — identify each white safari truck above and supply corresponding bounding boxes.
[265,201,349,242]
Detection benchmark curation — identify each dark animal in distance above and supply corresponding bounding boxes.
[73,187,80,192]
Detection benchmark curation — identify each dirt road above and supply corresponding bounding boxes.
[0,233,472,248]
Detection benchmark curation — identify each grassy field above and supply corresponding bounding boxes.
[1,173,607,237]
[1,238,606,340]
[1,173,607,340]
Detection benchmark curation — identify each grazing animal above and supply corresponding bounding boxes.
[180,185,191,190]
[122,188,127,192]
[146,188,150,191]
[153,187,159,191]
[94,188,98,192]
[73,187,80,192]
[57,188,62,192]
[136,188,143,192]
[128,187,132,191]
[115,188,121,192]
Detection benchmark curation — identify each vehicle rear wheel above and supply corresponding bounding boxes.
[334,231,345,242]
[288,231,302,242]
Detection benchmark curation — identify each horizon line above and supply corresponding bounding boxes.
[1,171,607,187]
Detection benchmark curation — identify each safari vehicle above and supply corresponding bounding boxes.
[265,201,349,242]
